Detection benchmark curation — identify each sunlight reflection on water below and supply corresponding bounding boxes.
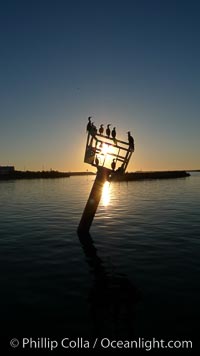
[101,181,110,206]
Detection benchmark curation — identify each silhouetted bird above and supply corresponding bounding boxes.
[112,127,116,141]
[99,124,104,135]
[95,156,99,166]
[106,124,111,137]
[86,116,92,132]
[91,122,97,136]
[127,131,134,150]
[111,159,116,171]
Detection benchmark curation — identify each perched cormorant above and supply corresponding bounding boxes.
[111,159,116,171]
[111,127,116,140]
[127,131,134,150]
[95,156,99,166]
[86,116,92,132]
[106,124,111,137]
[91,122,97,136]
[99,124,104,135]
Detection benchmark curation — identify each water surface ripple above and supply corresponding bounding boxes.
[0,174,199,348]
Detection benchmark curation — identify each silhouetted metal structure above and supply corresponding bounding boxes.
[77,123,134,233]
[84,131,133,172]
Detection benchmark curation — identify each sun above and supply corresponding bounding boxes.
[101,143,109,155]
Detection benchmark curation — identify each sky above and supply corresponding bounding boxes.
[0,0,199,172]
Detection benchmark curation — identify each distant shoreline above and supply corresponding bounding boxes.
[0,170,70,180]
[0,169,194,181]
[110,170,190,181]
[0,170,95,180]
[0,170,98,180]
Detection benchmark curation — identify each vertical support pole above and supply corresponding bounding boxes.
[77,167,110,233]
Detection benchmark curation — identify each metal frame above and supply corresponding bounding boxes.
[84,132,134,173]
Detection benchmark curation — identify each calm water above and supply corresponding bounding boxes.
[0,174,200,351]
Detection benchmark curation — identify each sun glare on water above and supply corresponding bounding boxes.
[101,181,110,206]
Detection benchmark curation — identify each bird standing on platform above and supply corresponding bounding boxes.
[106,124,111,137]
[111,159,116,171]
[86,116,92,132]
[91,122,97,136]
[111,127,117,142]
[99,124,104,135]
[127,131,135,150]
[95,156,99,166]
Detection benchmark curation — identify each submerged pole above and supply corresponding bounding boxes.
[77,167,110,234]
